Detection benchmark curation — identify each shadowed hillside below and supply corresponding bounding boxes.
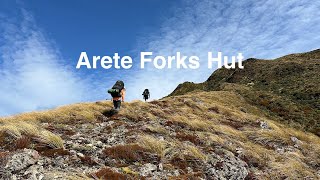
[170,49,320,135]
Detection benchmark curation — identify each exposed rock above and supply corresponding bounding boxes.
[206,151,248,179]
[173,169,180,176]
[187,166,193,174]
[76,153,84,158]
[158,163,163,171]
[140,163,158,176]
[23,165,44,180]
[235,147,243,156]
[247,82,255,86]
[5,149,39,172]
[291,136,303,148]
[260,121,270,129]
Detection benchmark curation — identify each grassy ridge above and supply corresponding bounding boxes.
[169,49,320,135]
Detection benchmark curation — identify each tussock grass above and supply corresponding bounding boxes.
[204,133,226,145]
[145,124,167,134]
[118,101,156,121]
[184,144,207,161]
[241,141,275,168]
[103,144,153,163]
[246,130,290,147]
[37,130,64,148]
[164,140,207,162]
[0,120,64,148]
[138,135,167,157]
[161,91,320,177]
[169,115,212,131]
[1,101,113,124]
[0,88,319,178]
[176,132,202,145]
[91,167,128,179]
[0,124,22,138]
[268,157,315,179]
[44,172,92,180]
[0,101,114,150]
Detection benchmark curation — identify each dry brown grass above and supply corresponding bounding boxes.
[169,115,211,131]
[103,143,159,164]
[14,136,31,149]
[117,101,157,122]
[26,171,91,180]
[183,144,207,161]
[91,167,128,180]
[0,151,10,167]
[203,133,227,146]
[144,124,167,135]
[161,91,320,177]
[0,101,115,150]
[0,120,64,149]
[103,144,144,162]
[266,157,316,179]
[169,172,205,180]
[138,135,167,157]
[1,101,112,124]
[176,132,203,146]
[0,90,319,178]
[38,148,71,157]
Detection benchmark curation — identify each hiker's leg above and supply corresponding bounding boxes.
[114,100,121,110]
[117,100,121,109]
[113,100,117,109]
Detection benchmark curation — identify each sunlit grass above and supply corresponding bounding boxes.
[0,90,319,178]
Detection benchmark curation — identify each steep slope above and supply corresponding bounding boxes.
[1,92,320,179]
[170,49,320,135]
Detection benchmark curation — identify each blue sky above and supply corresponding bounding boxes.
[0,0,319,116]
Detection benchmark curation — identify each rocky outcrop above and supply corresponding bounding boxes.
[205,151,248,179]
[0,116,252,180]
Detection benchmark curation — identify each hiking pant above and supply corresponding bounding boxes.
[144,95,148,101]
[113,100,121,110]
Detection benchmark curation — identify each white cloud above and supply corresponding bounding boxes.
[128,0,320,100]
[0,9,89,116]
[1,1,319,115]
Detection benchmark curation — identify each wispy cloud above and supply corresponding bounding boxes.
[128,0,320,100]
[1,1,319,115]
[0,9,90,116]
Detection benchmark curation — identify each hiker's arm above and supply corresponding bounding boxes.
[122,89,126,102]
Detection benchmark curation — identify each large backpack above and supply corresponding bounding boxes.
[143,89,149,96]
[108,80,124,97]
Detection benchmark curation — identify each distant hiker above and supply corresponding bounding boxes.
[108,80,126,110]
[142,89,150,102]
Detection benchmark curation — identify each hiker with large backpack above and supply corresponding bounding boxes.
[142,89,150,102]
[108,80,126,110]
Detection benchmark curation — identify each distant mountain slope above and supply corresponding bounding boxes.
[169,49,320,135]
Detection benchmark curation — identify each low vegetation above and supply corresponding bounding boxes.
[1,89,320,179]
[169,49,320,135]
